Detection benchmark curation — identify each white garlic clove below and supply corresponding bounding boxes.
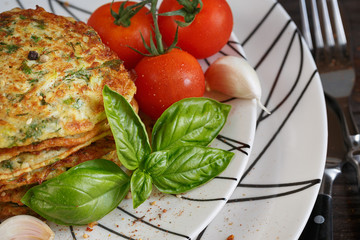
[205,55,270,114]
[0,215,54,240]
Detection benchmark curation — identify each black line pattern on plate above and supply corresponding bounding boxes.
[202,40,246,68]
[220,97,236,103]
[217,40,246,59]
[15,0,24,9]
[203,58,210,66]
[216,134,250,155]
[54,0,92,15]
[195,227,207,240]
[240,57,318,182]
[239,178,321,188]
[237,1,319,185]
[118,207,191,240]
[176,195,227,202]
[69,225,77,240]
[98,223,135,240]
[215,176,238,181]
[229,179,320,203]
[253,19,292,70]
[256,29,300,124]
[51,0,80,21]
[227,40,246,59]
[241,2,278,46]
[240,35,317,182]
[48,0,55,14]
[217,50,227,56]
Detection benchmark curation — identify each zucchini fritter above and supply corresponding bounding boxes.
[0,6,136,149]
[0,6,136,218]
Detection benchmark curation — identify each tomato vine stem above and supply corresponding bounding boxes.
[111,0,151,27]
[158,0,203,27]
[133,0,179,56]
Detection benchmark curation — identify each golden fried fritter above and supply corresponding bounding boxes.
[0,6,136,149]
[0,7,136,219]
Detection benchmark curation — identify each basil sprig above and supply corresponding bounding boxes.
[103,86,233,208]
[21,86,234,224]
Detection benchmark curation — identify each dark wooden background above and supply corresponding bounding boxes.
[278,0,360,239]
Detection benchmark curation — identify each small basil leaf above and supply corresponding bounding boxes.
[103,85,151,170]
[152,98,231,151]
[21,159,130,226]
[151,146,234,194]
[130,169,152,208]
[142,150,169,176]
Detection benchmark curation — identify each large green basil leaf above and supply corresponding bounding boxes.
[103,85,151,170]
[21,159,130,226]
[152,98,231,151]
[150,146,234,194]
[130,169,153,209]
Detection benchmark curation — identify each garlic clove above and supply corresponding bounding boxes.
[205,55,270,114]
[0,215,54,240]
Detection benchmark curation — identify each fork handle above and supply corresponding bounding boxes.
[336,97,359,139]
[299,194,333,240]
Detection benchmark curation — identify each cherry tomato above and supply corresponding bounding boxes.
[158,0,233,59]
[88,1,153,69]
[134,48,205,119]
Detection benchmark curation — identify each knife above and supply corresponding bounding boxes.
[299,94,347,240]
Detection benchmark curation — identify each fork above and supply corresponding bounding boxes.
[300,0,360,191]
[298,0,357,239]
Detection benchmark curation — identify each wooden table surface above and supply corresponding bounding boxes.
[278,0,360,239]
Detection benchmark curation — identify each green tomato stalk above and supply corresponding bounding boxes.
[159,0,203,27]
[131,0,179,56]
[110,0,151,27]
[110,0,203,56]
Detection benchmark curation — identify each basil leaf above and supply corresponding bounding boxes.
[21,159,130,226]
[152,98,231,151]
[103,85,151,170]
[150,146,234,194]
[130,169,152,209]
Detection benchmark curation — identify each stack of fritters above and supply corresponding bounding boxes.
[0,7,136,218]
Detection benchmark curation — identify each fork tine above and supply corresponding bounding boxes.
[328,0,347,48]
[328,0,350,63]
[318,0,335,49]
[300,0,314,51]
[309,0,325,52]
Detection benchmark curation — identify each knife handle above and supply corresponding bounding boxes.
[299,194,333,240]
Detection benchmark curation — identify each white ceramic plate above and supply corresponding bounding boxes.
[0,1,258,239]
[1,0,328,239]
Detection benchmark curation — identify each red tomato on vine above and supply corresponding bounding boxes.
[134,48,205,119]
[88,1,153,69]
[158,0,233,59]
[129,1,206,119]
